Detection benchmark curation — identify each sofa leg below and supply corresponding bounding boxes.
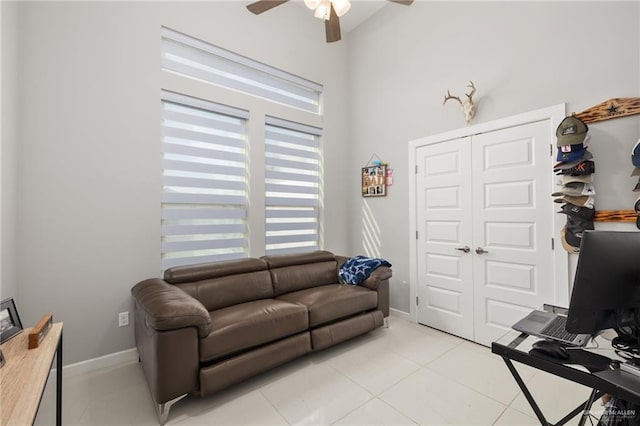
[384,317,389,328]
[154,393,187,425]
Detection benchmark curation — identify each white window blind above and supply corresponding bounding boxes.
[161,27,323,113]
[161,91,249,269]
[265,117,322,255]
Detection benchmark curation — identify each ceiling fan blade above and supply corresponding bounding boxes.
[388,0,414,5]
[246,0,289,15]
[325,4,341,43]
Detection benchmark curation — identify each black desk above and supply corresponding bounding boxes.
[492,330,640,426]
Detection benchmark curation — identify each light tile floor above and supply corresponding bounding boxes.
[35,318,599,425]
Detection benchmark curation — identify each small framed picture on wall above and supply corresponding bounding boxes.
[362,165,387,197]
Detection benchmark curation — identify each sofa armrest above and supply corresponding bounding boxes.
[359,266,392,291]
[336,255,391,317]
[131,278,212,338]
[336,255,348,270]
[361,266,391,317]
[335,255,392,290]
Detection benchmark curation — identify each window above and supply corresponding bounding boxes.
[161,91,249,269]
[161,28,324,266]
[161,27,323,113]
[265,117,322,255]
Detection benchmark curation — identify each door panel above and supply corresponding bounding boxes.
[484,181,534,208]
[484,222,535,249]
[472,121,553,346]
[485,299,535,331]
[416,139,474,340]
[485,260,536,293]
[425,186,461,209]
[482,137,533,170]
[426,285,462,314]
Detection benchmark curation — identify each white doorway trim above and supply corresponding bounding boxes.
[408,104,569,323]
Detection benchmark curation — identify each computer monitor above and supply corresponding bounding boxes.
[566,230,640,336]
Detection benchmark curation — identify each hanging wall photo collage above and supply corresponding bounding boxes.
[362,164,387,197]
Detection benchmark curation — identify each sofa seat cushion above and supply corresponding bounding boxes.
[277,284,377,327]
[201,299,308,362]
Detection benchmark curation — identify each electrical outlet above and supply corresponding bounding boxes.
[118,311,129,327]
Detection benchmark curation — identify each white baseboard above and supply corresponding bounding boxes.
[53,347,138,379]
[389,308,411,321]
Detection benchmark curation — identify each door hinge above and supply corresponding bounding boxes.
[551,237,555,250]
[416,230,419,240]
[550,144,553,157]
[416,296,419,306]
[415,164,418,174]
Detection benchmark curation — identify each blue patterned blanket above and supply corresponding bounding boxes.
[338,256,392,285]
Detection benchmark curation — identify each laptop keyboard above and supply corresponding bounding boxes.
[540,315,578,342]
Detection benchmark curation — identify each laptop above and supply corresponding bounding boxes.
[512,309,590,347]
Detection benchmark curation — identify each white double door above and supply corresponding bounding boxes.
[416,121,555,346]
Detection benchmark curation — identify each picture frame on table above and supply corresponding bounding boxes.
[0,348,5,367]
[0,298,23,344]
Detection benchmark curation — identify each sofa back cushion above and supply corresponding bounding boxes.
[164,258,273,311]
[263,251,338,296]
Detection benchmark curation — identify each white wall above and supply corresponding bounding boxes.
[1,1,19,302]
[347,1,640,313]
[12,1,349,365]
[6,0,640,365]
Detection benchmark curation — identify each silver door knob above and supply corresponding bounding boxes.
[475,247,489,255]
[455,246,471,253]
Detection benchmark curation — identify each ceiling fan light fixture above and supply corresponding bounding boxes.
[246,0,414,44]
[331,0,351,17]
[303,0,321,10]
[314,0,331,20]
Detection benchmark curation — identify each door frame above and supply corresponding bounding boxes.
[408,104,569,324]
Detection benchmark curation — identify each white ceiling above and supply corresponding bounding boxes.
[293,0,389,33]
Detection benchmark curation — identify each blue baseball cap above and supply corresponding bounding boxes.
[557,143,586,162]
[632,138,640,168]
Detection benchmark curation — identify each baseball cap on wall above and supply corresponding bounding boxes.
[635,196,640,230]
[554,150,594,170]
[557,143,586,163]
[552,181,596,197]
[560,174,593,185]
[560,227,579,253]
[557,202,596,220]
[632,138,640,168]
[556,160,595,176]
[564,214,595,250]
[553,195,595,209]
[556,116,589,146]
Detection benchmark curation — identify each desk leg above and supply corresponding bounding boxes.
[56,329,63,426]
[502,356,604,426]
[555,389,603,426]
[577,389,600,426]
[502,357,549,425]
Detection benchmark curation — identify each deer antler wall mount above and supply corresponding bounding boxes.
[443,81,477,125]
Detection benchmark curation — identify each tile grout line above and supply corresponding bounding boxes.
[420,364,511,415]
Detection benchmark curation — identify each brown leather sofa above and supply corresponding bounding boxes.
[131,250,391,425]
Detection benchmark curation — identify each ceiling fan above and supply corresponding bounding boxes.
[246,0,414,43]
